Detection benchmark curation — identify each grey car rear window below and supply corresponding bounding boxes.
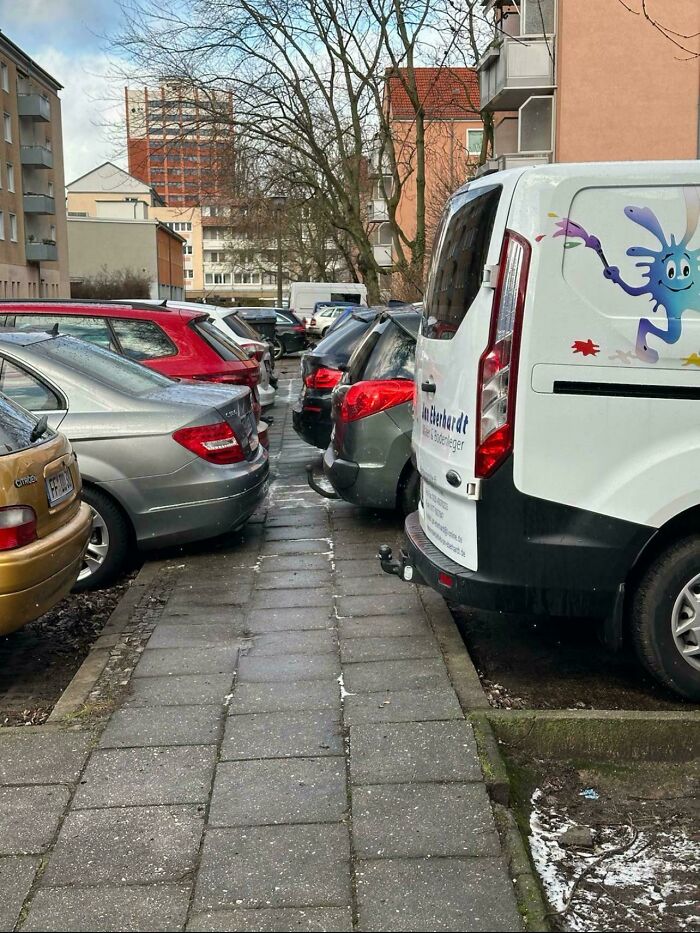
[0,393,49,455]
[349,316,419,384]
[423,184,501,340]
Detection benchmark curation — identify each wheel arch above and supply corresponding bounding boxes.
[81,479,136,547]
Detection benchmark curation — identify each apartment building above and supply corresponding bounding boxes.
[125,85,233,208]
[479,0,700,170]
[0,32,69,298]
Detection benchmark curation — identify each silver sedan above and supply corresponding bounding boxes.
[0,330,269,589]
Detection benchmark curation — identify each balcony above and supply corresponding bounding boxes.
[18,94,51,122]
[478,35,554,111]
[20,145,53,169]
[367,199,389,222]
[481,151,553,173]
[25,240,58,262]
[373,244,392,267]
[23,194,55,214]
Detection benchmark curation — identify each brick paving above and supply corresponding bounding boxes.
[0,366,523,932]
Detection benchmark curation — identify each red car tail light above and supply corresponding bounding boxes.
[172,421,245,464]
[304,367,343,390]
[338,379,414,422]
[293,324,305,333]
[0,505,38,551]
[475,231,531,479]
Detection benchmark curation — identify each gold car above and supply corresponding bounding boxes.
[0,392,91,635]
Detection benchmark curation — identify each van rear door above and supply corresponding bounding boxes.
[414,173,520,570]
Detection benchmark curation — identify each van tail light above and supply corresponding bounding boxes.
[173,421,245,464]
[338,379,414,422]
[0,505,38,551]
[475,231,531,478]
[304,367,343,390]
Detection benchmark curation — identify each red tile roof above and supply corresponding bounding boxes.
[387,67,481,120]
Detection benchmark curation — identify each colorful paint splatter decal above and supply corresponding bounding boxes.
[551,188,700,364]
[572,339,600,357]
[608,349,636,365]
[682,352,700,367]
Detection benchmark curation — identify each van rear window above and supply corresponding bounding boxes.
[423,184,501,340]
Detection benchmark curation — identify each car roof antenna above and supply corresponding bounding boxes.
[47,322,59,337]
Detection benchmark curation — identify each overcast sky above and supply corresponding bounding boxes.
[0,0,128,182]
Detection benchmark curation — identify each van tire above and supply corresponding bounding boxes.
[73,487,131,592]
[629,536,700,701]
[398,466,419,517]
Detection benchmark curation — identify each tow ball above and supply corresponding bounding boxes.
[377,545,414,582]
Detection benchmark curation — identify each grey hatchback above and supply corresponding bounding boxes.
[0,331,269,588]
[323,308,420,514]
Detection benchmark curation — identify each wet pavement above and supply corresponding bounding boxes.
[0,364,522,932]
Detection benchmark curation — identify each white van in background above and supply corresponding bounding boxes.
[380,161,700,700]
[288,281,367,319]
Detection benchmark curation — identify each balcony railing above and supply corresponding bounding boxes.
[23,194,55,214]
[20,145,53,169]
[26,240,58,262]
[18,94,51,122]
[478,35,554,111]
[367,199,389,222]
[373,244,392,267]
[482,151,553,173]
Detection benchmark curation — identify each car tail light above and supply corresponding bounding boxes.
[304,367,343,390]
[0,505,37,551]
[173,421,245,464]
[309,318,316,326]
[337,379,414,422]
[293,324,305,333]
[196,366,260,389]
[475,231,531,478]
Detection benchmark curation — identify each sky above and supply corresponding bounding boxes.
[0,0,129,182]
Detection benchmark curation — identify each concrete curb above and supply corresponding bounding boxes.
[418,587,550,933]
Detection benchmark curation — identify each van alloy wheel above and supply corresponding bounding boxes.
[78,509,110,582]
[671,573,700,671]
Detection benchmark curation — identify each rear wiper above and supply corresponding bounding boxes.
[30,414,48,443]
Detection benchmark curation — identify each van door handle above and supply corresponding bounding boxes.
[421,380,436,393]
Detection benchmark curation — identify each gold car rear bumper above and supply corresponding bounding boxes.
[0,502,92,635]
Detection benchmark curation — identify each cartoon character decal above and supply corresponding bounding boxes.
[551,188,700,363]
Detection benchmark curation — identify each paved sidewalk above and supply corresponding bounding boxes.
[0,369,523,932]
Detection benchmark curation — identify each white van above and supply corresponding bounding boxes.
[288,281,368,319]
[380,161,700,700]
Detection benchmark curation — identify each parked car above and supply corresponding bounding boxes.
[379,159,700,701]
[232,307,308,360]
[0,300,262,416]
[323,308,420,514]
[0,391,91,633]
[292,308,379,449]
[305,304,356,339]
[289,281,367,320]
[0,331,269,589]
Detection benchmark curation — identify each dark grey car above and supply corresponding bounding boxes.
[323,309,420,514]
[0,331,269,588]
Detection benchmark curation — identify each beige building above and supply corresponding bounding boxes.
[0,32,69,298]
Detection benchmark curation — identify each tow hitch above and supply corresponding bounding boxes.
[378,545,416,582]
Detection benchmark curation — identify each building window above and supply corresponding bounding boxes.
[48,181,54,197]
[9,213,17,242]
[0,211,4,240]
[183,244,193,255]
[205,272,213,284]
[3,113,11,143]
[185,269,194,279]
[467,129,484,155]
[1,64,7,93]
[518,95,553,152]
[6,163,13,192]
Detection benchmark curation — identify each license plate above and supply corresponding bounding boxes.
[46,467,74,506]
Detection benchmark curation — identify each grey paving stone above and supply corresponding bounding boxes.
[73,745,216,808]
[265,514,330,530]
[22,883,191,932]
[145,622,243,649]
[352,783,500,858]
[257,554,330,573]
[0,785,69,855]
[265,526,329,542]
[340,635,440,663]
[123,673,233,707]
[336,592,421,617]
[254,570,331,590]
[343,658,452,693]
[0,730,92,785]
[166,589,251,613]
[194,824,351,911]
[187,907,353,932]
[338,615,428,638]
[43,805,204,886]
[133,646,239,677]
[0,856,38,930]
[245,607,333,633]
[350,721,482,784]
[343,687,464,724]
[237,653,339,683]
[338,574,410,596]
[249,629,336,656]
[333,558,387,577]
[355,857,523,932]
[251,588,333,611]
[221,710,342,760]
[209,757,346,826]
[229,681,340,715]
[100,705,224,748]
[261,539,331,556]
